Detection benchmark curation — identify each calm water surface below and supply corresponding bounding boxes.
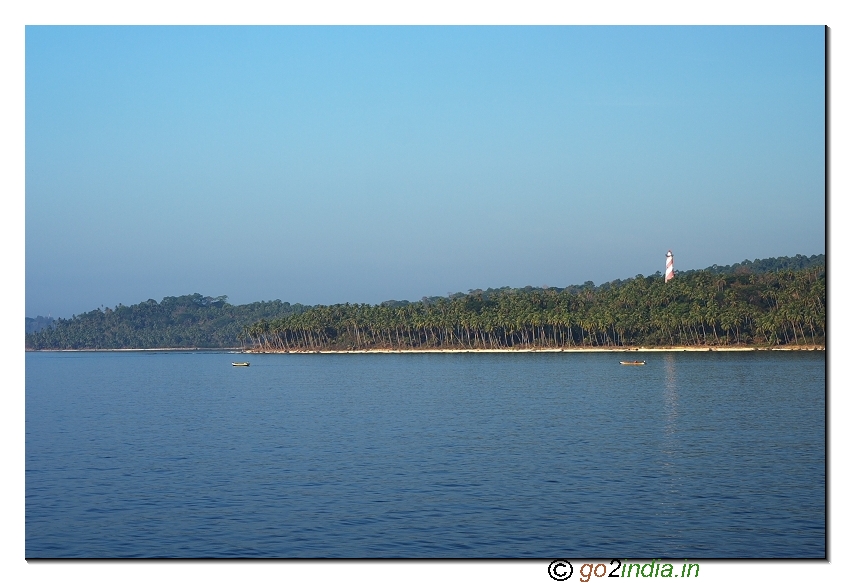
[26,351,825,557]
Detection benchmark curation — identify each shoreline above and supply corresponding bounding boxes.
[26,347,242,353]
[243,345,824,354]
[29,345,824,353]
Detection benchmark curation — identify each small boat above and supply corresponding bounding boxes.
[231,362,250,367]
[620,360,646,365]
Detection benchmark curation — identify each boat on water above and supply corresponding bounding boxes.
[232,362,250,367]
[620,360,646,365]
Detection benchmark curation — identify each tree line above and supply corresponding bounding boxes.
[242,266,825,351]
[26,255,825,351]
[26,294,306,349]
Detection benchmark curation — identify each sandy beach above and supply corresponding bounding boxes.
[29,345,824,353]
[242,345,824,354]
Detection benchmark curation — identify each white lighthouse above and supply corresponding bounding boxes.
[665,250,674,282]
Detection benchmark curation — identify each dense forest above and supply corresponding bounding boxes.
[678,254,826,277]
[243,265,825,351]
[26,254,825,351]
[26,294,306,349]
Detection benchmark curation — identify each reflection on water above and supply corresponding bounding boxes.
[663,353,679,436]
[659,354,682,523]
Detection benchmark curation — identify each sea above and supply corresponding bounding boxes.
[25,350,825,558]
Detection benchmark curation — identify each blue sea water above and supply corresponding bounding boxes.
[25,350,825,558]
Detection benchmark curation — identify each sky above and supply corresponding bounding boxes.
[25,25,826,318]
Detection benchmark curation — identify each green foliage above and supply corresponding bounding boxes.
[682,253,825,276]
[243,266,825,351]
[26,255,827,350]
[26,294,305,349]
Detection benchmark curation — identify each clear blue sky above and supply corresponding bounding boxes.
[26,26,825,318]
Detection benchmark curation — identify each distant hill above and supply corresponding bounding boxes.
[679,253,825,277]
[26,294,307,350]
[383,253,826,303]
[27,254,826,350]
[26,316,55,334]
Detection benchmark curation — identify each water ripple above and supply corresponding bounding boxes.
[26,351,824,557]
